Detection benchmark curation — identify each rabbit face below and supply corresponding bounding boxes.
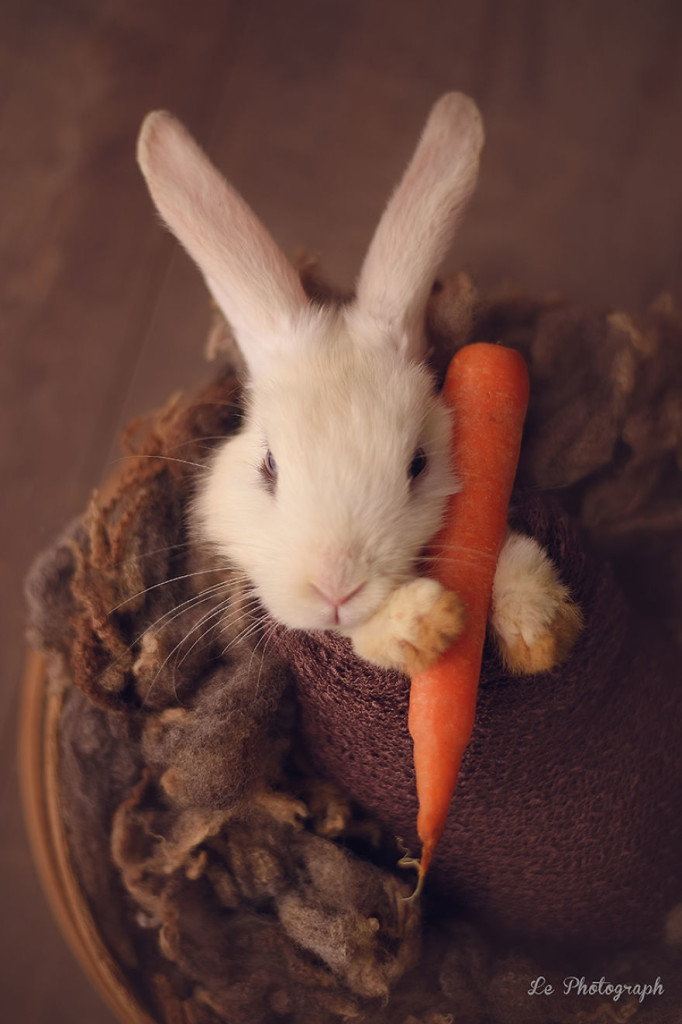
[196,323,455,631]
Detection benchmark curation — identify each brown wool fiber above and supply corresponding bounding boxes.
[25,270,682,1023]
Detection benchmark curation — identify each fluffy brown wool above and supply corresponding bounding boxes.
[25,270,682,1023]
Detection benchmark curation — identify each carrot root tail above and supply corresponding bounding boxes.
[396,838,424,901]
[397,834,438,902]
[403,865,427,903]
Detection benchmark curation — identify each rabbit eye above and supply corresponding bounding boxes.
[261,448,278,490]
[409,447,428,480]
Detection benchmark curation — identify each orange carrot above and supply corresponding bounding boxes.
[408,342,530,888]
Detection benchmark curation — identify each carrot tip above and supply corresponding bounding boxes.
[417,836,436,878]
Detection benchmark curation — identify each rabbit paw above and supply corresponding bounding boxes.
[349,577,465,675]
[491,532,583,675]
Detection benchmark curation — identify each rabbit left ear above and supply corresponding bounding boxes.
[137,111,311,379]
[349,92,484,360]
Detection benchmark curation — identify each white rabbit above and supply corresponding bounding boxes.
[136,93,582,677]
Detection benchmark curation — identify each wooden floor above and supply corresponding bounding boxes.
[1,0,681,1019]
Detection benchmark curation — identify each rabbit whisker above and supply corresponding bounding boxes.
[101,538,215,572]
[109,566,236,613]
[174,600,238,670]
[177,595,263,669]
[163,435,237,451]
[123,581,238,661]
[251,619,280,694]
[219,614,269,659]
[110,454,210,472]
[141,594,235,708]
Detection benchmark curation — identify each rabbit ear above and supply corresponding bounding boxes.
[137,111,310,378]
[350,92,484,360]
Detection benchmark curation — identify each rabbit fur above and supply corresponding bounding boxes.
[136,93,581,676]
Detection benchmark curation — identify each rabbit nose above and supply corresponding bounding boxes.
[310,581,366,616]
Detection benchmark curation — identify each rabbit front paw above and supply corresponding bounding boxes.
[348,577,465,675]
[491,532,583,675]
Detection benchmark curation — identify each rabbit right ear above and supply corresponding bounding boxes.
[349,93,484,361]
[137,112,310,378]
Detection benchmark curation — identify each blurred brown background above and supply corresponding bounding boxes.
[1,0,681,1020]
